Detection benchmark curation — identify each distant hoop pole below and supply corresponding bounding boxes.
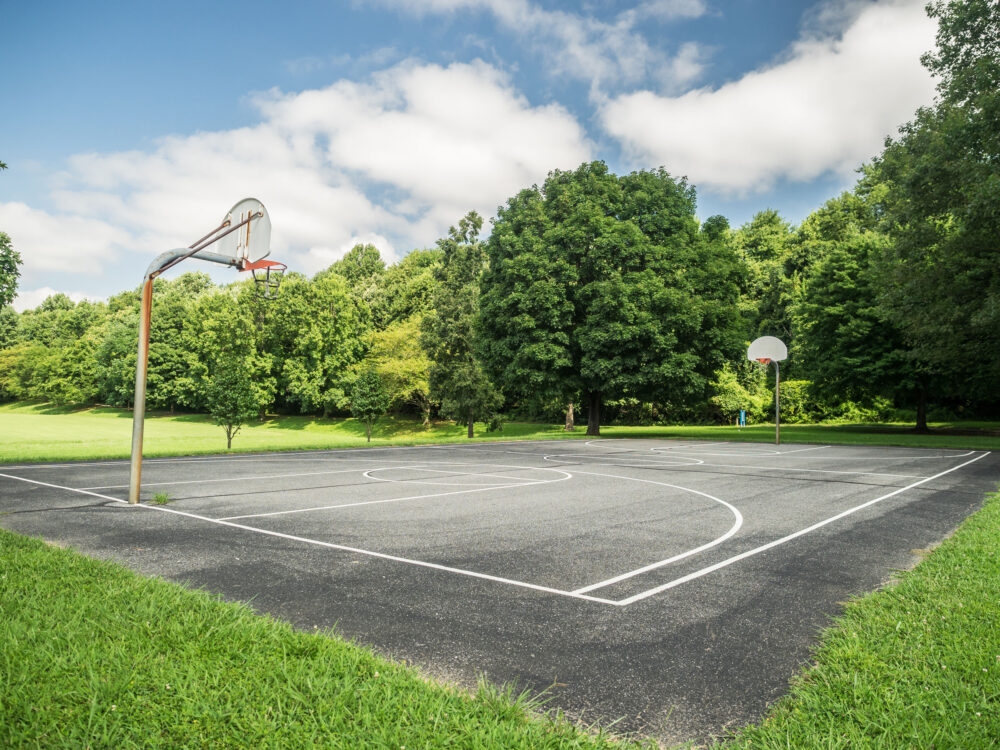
[127,204,271,504]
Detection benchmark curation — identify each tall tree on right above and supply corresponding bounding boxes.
[867,0,1000,405]
[479,162,743,436]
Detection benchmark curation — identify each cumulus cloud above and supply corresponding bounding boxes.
[377,0,708,93]
[0,202,129,273]
[13,287,104,313]
[19,60,591,277]
[600,0,937,193]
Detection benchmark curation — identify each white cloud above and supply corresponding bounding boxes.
[257,60,590,231]
[377,0,708,93]
[13,287,104,313]
[0,202,129,273]
[11,60,591,278]
[600,0,938,193]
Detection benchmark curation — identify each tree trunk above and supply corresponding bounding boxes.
[467,418,474,438]
[915,388,929,433]
[366,422,372,442]
[226,428,233,450]
[565,401,575,431]
[586,391,601,436]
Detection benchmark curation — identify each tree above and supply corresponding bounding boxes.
[0,233,21,310]
[261,273,370,415]
[731,210,799,347]
[206,354,259,449]
[351,369,390,442]
[792,229,927,427]
[367,249,442,330]
[422,212,502,438]
[363,315,434,425]
[865,0,1000,409]
[479,162,743,435]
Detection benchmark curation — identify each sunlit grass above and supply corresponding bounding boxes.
[0,529,647,749]
[721,492,1000,748]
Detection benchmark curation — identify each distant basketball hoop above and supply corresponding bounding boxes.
[748,337,787,446]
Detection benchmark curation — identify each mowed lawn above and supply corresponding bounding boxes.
[2,401,1000,463]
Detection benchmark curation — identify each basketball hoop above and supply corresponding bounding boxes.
[242,258,287,300]
[747,337,788,446]
[129,198,283,504]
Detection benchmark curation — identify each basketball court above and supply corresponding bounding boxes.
[1,438,995,743]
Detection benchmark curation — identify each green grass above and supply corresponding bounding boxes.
[0,529,647,749]
[1,401,1000,464]
[720,491,1000,748]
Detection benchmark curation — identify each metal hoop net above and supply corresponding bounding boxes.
[243,259,287,300]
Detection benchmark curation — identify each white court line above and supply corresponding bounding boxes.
[0,471,615,606]
[216,473,570,521]
[694,461,918,480]
[773,445,831,454]
[569,470,743,595]
[440,444,916,479]
[613,451,991,605]
[78,466,374,490]
[365,466,554,487]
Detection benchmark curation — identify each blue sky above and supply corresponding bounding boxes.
[1,0,938,309]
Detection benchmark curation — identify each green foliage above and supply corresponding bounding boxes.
[367,248,442,329]
[791,203,921,414]
[206,355,259,450]
[0,529,651,749]
[777,380,819,424]
[710,360,769,424]
[725,491,1000,749]
[0,232,22,310]
[362,315,434,424]
[422,212,503,437]
[480,161,743,436]
[865,0,1000,404]
[350,368,390,441]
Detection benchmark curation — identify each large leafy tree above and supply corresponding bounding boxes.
[867,0,1000,404]
[422,212,502,438]
[480,161,742,435]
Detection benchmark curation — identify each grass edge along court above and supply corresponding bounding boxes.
[1,488,997,747]
[2,401,1000,464]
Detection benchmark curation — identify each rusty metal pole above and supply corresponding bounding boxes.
[128,276,154,504]
[775,361,781,446]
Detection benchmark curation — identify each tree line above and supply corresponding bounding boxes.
[0,0,996,438]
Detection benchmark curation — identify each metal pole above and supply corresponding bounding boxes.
[128,277,154,504]
[774,361,781,446]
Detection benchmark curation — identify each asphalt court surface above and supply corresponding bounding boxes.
[1,439,997,744]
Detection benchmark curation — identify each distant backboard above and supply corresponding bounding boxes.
[747,336,787,364]
[215,198,271,263]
